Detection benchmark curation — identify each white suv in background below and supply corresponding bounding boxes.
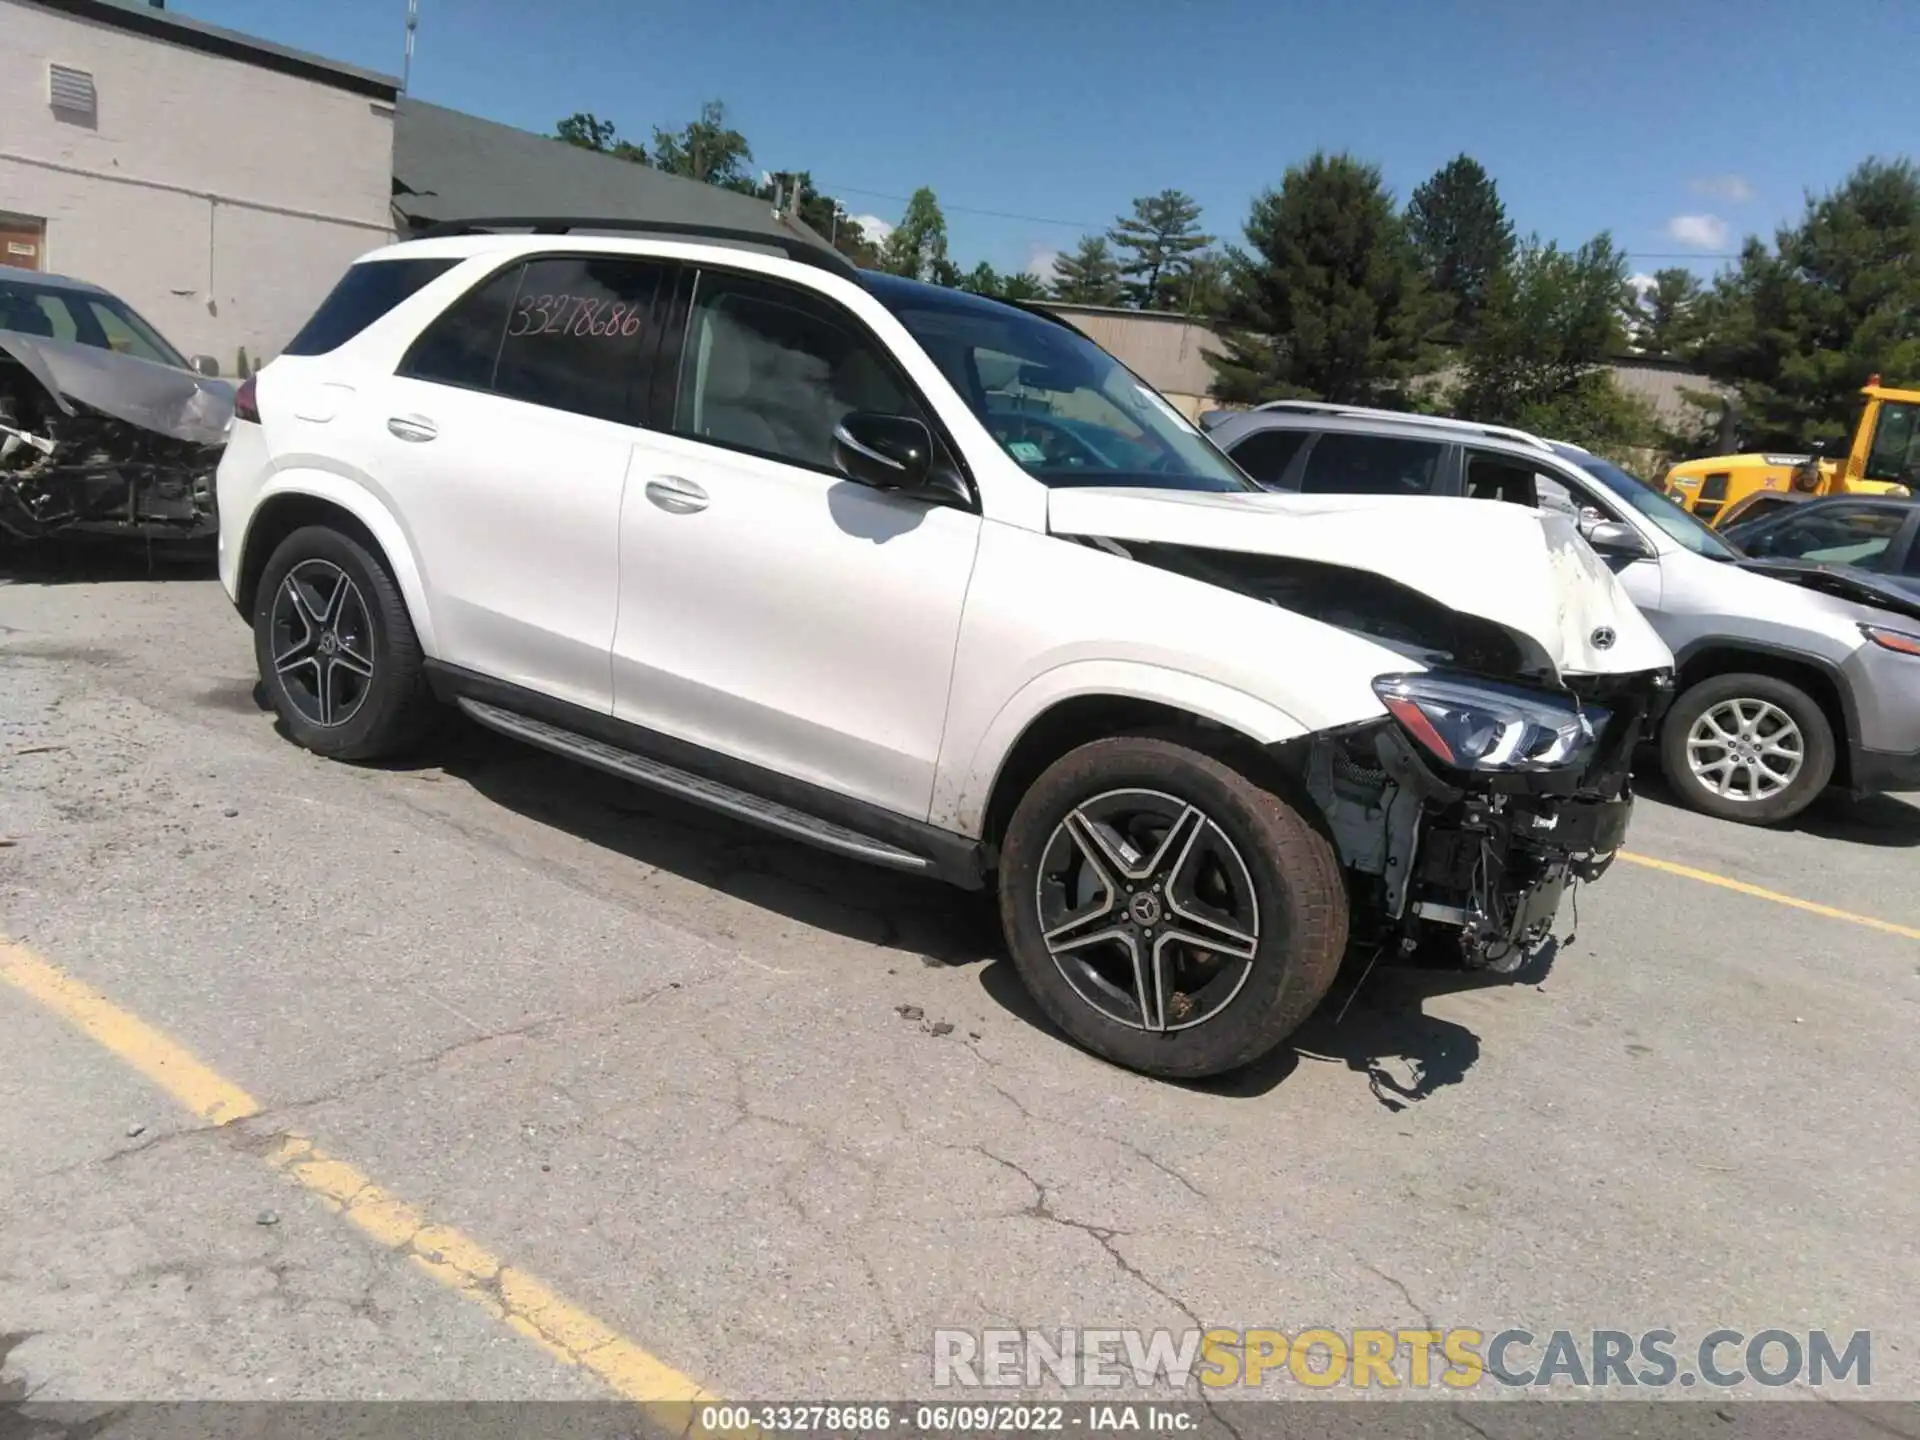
[216,220,1673,1080]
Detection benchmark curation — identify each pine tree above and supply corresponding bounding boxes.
[1695,157,1920,449]
[1049,236,1125,306]
[1405,155,1515,341]
[1208,153,1444,404]
[1107,190,1213,310]
[1630,268,1705,358]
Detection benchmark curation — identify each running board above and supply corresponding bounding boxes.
[455,698,934,874]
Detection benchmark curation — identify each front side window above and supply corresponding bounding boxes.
[1740,503,1907,568]
[675,270,923,471]
[1299,433,1443,496]
[1552,446,1740,560]
[865,277,1254,493]
[1864,402,1919,484]
[400,256,666,427]
[1227,428,1308,486]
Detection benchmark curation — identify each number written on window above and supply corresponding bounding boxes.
[505,292,647,340]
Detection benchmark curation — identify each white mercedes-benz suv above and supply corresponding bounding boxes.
[217,219,1674,1079]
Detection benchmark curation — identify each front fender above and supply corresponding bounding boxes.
[934,658,1320,836]
[241,469,440,658]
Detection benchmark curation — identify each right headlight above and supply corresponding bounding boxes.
[1373,674,1610,773]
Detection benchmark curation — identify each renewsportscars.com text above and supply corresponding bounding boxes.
[931,1327,1873,1391]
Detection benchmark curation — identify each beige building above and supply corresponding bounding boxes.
[1039,302,1225,421]
[1,0,399,372]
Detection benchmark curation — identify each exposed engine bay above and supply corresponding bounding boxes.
[1108,538,1672,971]
[0,331,230,543]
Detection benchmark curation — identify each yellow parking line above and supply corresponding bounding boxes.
[1618,853,1920,941]
[0,938,718,1407]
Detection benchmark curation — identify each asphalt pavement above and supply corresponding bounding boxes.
[2,550,1917,1413]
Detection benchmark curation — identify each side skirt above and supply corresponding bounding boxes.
[425,662,986,889]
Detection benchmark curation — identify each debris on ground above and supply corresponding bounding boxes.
[894,1004,924,1022]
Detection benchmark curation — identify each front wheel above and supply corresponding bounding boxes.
[997,736,1348,1079]
[1657,672,1835,824]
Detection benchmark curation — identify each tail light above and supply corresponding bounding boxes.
[233,376,260,424]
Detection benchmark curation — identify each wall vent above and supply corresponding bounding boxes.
[48,64,98,117]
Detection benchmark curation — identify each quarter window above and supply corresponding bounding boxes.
[675,271,922,471]
[1298,433,1443,495]
[285,257,457,357]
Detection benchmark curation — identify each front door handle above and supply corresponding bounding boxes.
[387,414,438,443]
[645,476,709,514]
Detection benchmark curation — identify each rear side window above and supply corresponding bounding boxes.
[399,256,668,426]
[1299,433,1443,495]
[283,258,457,356]
[1227,428,1308,486]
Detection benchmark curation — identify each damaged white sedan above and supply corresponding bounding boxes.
[218,222,1677,1080]
[0,268,231,543]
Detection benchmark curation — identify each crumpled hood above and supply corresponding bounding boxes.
[1047,486,1673,678]
[0,330,234,446]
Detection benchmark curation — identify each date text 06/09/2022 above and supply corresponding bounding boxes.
[695,1404,1196,1433]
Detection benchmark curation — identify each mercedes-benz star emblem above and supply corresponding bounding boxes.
[1128,892,1163,926]
[1590,626,1617,649]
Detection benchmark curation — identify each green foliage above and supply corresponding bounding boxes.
[1630,267,1706,358]
[998,272,1048,302]
[1050,236,1125,306]
[1208,152,1444,405]
[1694,157,1920,450]
[1163,250,1228,319]
[879,188,950,282]
[1406,154,1515,341]
[1452,233,1630,423]
[554,112,647,164]
[650,101,754,191]
[1108,190,1213,310]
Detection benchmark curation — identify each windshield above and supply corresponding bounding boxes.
[0,278,190,368]
[1553,444,1742,560]
[864,278,1255,493]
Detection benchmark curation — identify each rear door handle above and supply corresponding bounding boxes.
[387,414,438,443]
[644,475,709,514]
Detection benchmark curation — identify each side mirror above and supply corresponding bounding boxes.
[190,355,220,377]
[832,413,968,504]
[1583,518,1653,560]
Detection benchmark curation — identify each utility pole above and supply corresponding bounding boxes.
[401,0,419,93]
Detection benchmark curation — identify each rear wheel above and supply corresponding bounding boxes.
[1658,672,1834,824]
[997,736,1347,1079]
[252,525,436,761]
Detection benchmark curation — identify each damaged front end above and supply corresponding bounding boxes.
[1298,669,1669,971]
[0,332,230,543]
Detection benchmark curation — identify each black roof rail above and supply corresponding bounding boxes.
[411,216,860,281]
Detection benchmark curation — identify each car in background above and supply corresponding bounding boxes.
[0,264,232,543]
[1722,494,1920,605]
[1206,401,1920,825]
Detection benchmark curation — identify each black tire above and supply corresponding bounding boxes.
[251,525,436,761]
[997,735,1348,1080]
[1658,671,1835,825]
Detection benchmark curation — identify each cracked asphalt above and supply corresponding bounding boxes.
[2,549,1918,1409]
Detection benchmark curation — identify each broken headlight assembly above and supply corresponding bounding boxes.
[1372,674,1609,774]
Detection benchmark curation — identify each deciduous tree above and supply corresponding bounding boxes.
[1108,190,1213,310]
[651,101,754,191]
[1208,153,1443,405]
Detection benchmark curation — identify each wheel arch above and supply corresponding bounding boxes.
[1671,639,1856,786]
[235,475,437,656]
[948,666,1315,849]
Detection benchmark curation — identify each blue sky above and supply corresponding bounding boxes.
[178,0,1916,284]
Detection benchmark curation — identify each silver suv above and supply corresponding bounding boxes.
[1207,402,1920,824]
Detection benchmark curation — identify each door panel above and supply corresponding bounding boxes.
[349,253,669,712]
[610,267,980,818]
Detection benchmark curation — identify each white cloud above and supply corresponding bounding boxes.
[1025,244,1061,281]
[846,213,892,244]
[1666,214,1730,250]
[1626,272,1657,297]
[1690,174,1755,204]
